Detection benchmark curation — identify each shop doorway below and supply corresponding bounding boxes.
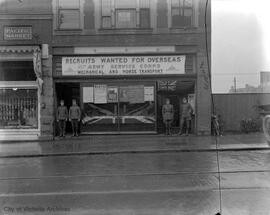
[55,83,80,134]
[157,80,195,134]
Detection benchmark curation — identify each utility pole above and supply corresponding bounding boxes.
[234,77,237,93]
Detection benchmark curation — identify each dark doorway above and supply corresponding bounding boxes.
[55,83,80,134]
[157,80,195,134]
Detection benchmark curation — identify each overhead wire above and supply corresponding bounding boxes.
[204,0,222,214]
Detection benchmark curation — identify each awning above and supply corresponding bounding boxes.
[0,46,40,61]
[0,46,40,53]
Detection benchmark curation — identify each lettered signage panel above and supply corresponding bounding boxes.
[4,26,32,40]
[62,55,186,76]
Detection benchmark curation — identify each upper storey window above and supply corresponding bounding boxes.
[0,0,51,15]
[101,0,150,29]
[171,0,193,28]
[101,0,112,28]
[139,0,151,28]
[58,0,81,30]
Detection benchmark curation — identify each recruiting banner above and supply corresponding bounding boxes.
[62,55,186,76]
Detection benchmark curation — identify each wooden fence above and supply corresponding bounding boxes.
[212,93,270,131]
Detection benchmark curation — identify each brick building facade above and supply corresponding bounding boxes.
[0,0,53,140]
[0,0,211,140]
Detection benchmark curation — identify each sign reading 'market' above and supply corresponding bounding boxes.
[62,55,186,76]
[4,26,32,40]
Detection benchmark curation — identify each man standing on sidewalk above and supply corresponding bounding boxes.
[56,100,68,137]
[69,99,81,137]
[178,97,193,136]
[162,98,174,135]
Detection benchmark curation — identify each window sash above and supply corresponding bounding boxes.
[58,0,80,9]
[171,0,193,27]
[58,9,81,30]
[172,7,193,16]
[115,0,136,8]
[101,0,111,16]
[140,0,150,8]
[184,0,193,7]
[171,0,180,8]
[102,16,112,28]
[172,0,193,8]
[140,8,150,28]
[100,0,151,29]
[115,9,136,29]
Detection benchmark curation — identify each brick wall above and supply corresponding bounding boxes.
[0,0,52,14]
[196,52,211,135]
[0,19,52,45]
[40,55,54,139]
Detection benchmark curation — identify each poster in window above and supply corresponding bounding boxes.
[119,87,129,102]
[128,85,144,104]
[144,86,154,102]
[83,87,94,103]
[107,87,118,103]
[119,86,144,104]
[188,94,195,111]
[94,85,107,104]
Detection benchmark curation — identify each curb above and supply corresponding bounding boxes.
[0,134,171,144]
[0,146,269,159]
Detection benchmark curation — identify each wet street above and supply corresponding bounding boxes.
[0,149,270,214]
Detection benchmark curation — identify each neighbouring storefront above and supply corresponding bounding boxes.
[0,46,41,139]
[53,51,197,134]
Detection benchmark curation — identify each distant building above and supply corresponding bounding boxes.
[229,72,270,93]
[260,71,270,93]
[260,71,270,85]
[229,84,262,93]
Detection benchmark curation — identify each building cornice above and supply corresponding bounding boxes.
[0,14,52,20]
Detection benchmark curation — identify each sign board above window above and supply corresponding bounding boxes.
[62,55,186,76]
[4,26,32,40]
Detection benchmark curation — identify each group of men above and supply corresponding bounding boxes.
[162,97,193,136]
[57,97,193,137]
[56,99,81,137]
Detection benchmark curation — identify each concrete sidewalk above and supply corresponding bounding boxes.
[0,133,269,158]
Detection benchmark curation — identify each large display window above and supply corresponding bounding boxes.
[0,88,38,129]
[81,82,156,133]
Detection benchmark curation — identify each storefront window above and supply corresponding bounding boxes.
[0,88,38,129]
[0,61,36,81]
[81,83,156,133]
